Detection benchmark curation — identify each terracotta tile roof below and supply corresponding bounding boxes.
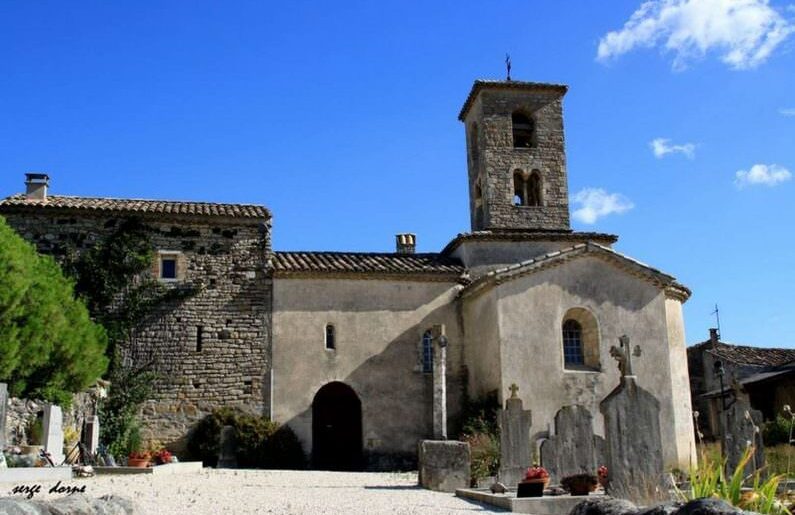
[273,251,465,278]
[697,341,795,367]
[0,194,270,220]
[458,79,569,121]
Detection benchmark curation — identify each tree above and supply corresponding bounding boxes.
[0,216,108,406]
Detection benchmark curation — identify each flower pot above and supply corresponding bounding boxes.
[569,483,597,496]
[127,458,150,468]
[517,478,548,498]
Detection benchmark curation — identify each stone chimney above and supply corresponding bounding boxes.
[25,173,50,200]
[395,233,416,254]
[709,328,720,346]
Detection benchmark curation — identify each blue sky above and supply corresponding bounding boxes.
[0,1,792,347]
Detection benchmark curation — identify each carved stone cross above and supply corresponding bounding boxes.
[609,335,642,377]
[508,383,519,399]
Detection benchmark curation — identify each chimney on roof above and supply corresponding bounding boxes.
[709,328,720,346]
[25,173,50,200]
[396,233,416,254]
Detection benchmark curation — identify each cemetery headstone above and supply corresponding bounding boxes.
[600,336,664,494]
[499,383,533,486]
[217,425,237,468]
[42,404,64,465]
[541,405,599,481]
[724,382,765,476]
[0,383,7,449]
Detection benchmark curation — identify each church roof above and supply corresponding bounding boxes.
[460,241,690,301]
[272,251,465,281]
[458,79,569,121]
[441,230,618,255]
[0,194,271,220]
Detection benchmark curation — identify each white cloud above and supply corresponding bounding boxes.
[650,137,696,158]
[734,163,792,187]
[597,0,794,70]
[780,107,795,116]
[572,188,635,224]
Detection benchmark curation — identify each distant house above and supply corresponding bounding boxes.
[688,329,795,439]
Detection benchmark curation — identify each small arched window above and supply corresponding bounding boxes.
[422,330,434,373]
[325,324,336,350]
[513,171,525,206]
[527,171,542,207]
[562,308,601,370]
[470,123,480,164]
[512,112,535,148]
[562,320,584,366]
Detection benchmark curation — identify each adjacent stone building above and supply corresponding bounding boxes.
[1,79,697,471]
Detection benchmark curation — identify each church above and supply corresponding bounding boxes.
[0,78,696,472]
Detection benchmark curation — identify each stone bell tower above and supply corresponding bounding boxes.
[459,80,571,232]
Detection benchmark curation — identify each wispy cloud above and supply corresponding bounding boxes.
[780,108,795,116]
[650,137,696,158]
[735,163,792,188]
[597,0,794,71]
[572,188,634,224]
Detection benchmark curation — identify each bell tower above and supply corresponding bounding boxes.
[459,80,570,232]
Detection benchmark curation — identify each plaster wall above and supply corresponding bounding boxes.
[461,289,502,400]
[272,277,464,469]
[487,256,693,469]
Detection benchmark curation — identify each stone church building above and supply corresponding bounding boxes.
[0,79,695,471]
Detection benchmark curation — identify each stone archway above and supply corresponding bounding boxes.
[312,382,363,471]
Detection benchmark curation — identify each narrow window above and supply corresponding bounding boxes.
[325,324,336,350]
[160,256,177,279]
[513,172,525,206]
[196,325,203,352]
[527,171,542,207]
[422,330,434,373]
[512,112,534,148]
[562,319,584,366]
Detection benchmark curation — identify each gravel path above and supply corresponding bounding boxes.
[2,470,505,514]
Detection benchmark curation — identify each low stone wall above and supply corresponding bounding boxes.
[4,391,98,447]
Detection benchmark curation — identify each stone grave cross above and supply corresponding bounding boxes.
[609,335,642,377]
[432,324,449,440]
[499,383,532,486]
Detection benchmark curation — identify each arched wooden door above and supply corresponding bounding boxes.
[312,382,363,470]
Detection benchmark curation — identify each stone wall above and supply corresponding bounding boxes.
[0,208,272,446]
[4,392,97,447]
[464,88,570,232]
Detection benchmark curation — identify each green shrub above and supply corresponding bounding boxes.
[458,392,501,483]
[764,416,794,446]
[187,408,306,469]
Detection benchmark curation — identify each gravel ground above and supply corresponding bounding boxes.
[1,470,504,514]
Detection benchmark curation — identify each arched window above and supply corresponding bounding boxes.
[512,112,534,148]
[325,324,336,350]
[513,171,525,206]
[527,171,542,207]
[562,320,584,366]
[562,308,601,370]
[422,330,434,373]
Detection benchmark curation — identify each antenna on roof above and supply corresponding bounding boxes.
[711,303,722,339]
[505,54,512,81]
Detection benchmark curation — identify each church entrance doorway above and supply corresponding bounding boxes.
[312,381,363,471]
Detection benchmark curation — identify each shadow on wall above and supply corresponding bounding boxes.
[280,303,466,472]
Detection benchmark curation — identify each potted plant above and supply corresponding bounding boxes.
[21,416,44,456]
[153,448,173,465]
[127,451,152,468]
[597,465,608,488]
[517,466,549,498]
[561,473,599,496]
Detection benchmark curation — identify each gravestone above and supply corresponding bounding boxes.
[417,440,470,492]
[217,425,237,468]
[0,383,7,448]
[541,405,600,481]
[600,336,664,494]
[82,415,100,455]
[724,383,765,476]
[499,384,533,486]
[42,404,64,465]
